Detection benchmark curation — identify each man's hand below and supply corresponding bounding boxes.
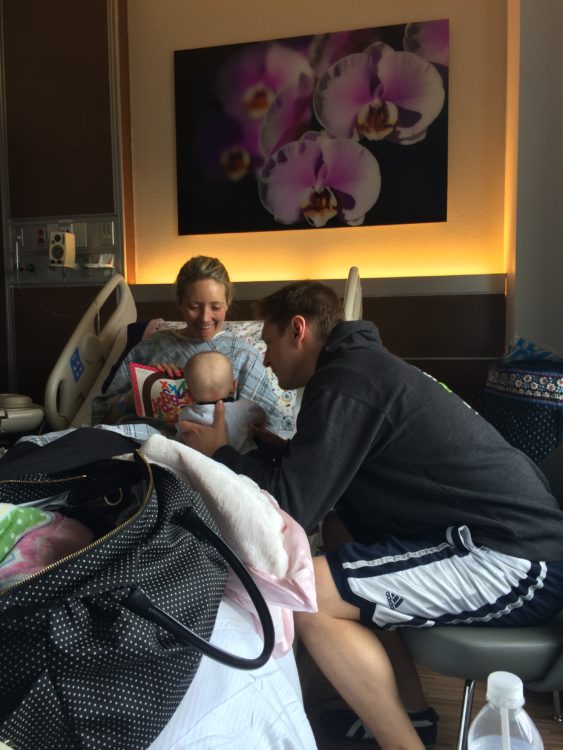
[249,424,289,450]
[177,399,229,456]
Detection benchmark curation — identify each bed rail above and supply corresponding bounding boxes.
[44,274,137,430]
[343,266,362,320]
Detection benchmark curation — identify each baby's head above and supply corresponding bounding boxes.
[183,351,236,404]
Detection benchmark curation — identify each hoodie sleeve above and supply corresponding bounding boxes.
[213,382,390,532]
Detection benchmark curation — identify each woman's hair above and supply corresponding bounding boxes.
[254,281,343,341]
[175,256,234,306]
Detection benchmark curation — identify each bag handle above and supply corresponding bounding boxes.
[124,506,275,670]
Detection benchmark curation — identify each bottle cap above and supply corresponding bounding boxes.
[486,671,525,709]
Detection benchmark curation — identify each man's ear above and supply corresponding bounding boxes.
[231,378,237,396]
[290,315,307,346]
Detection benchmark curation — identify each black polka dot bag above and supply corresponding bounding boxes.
[0,428,274,750]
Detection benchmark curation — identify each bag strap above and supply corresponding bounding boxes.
[124,506,275,670]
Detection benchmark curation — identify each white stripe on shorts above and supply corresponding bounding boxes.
[343,526,546,628]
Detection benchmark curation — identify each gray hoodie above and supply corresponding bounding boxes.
[215,321,563,560]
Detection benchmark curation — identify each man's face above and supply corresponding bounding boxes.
[261,319,301,390]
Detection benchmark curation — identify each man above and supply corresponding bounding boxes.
[179,281,563,750]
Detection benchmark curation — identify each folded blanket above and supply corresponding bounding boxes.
[139,435,317,655]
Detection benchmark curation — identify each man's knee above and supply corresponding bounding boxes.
[311,555,362,621]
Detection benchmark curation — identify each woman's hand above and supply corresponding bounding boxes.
[178,400,229,456]
[154,363,183,378]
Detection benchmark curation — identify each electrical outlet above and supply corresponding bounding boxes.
[35,226,47,249]
[101,221,115,246]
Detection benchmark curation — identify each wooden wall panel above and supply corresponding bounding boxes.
[3,0,114,217]
[362,295,505,358]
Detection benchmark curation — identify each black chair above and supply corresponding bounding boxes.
[402,442,563,750]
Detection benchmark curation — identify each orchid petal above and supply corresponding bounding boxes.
[263,43,314,90]
[320,137,381,224]
[404,20,449,67]
[259,139,324,224]
[260,73,315,157]
[314,53,376,138]
[308,29,383,77]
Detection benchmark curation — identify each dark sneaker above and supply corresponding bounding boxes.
[319,706,439,748]
[408,707,440,748]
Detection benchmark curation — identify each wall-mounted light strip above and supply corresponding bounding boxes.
[132,273,506,303]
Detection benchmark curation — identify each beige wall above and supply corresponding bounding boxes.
[507,0,563,354]
[128,0,507,284]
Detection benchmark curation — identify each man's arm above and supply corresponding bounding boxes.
[213,387,389,533]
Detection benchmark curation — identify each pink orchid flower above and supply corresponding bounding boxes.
[258,133,381,227]
[313,42,445,145]
[216,42,314,122]
[191,114,262,182]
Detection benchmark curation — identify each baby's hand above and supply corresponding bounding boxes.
[154,363,183,378]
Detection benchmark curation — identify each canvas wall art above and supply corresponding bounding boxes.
[174,19,449,235]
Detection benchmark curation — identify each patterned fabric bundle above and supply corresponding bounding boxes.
[480,359,563,463]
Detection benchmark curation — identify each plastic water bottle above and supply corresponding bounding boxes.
[467,671,544,749]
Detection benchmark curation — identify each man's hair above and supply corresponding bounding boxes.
[254,281,343,340]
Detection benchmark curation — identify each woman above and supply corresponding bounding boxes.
[91,256,283,432]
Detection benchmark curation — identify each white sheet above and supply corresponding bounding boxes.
[148,599,317,749]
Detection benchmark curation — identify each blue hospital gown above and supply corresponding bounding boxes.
[91,329,283,431]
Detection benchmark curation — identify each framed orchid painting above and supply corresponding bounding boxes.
[174,20,449,234]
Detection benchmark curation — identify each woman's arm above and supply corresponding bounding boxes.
[91,359,136,425]
[229,342,285,432]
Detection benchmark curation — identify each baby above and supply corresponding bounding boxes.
[177,351,267,454]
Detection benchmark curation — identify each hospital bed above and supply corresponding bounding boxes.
[31,267,364,748]
[44,266,363,432]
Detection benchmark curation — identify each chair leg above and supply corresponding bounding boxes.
[456,679,476,750]
[552,690,563,722]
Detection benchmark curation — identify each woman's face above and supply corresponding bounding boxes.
[179,279,228,340]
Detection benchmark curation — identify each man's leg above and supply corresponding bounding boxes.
[321,511,428,713]
[295,555,425,750]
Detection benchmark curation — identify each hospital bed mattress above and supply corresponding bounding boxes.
[149,599,317,749]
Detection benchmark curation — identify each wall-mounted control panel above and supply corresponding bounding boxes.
[9,216,121,285]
